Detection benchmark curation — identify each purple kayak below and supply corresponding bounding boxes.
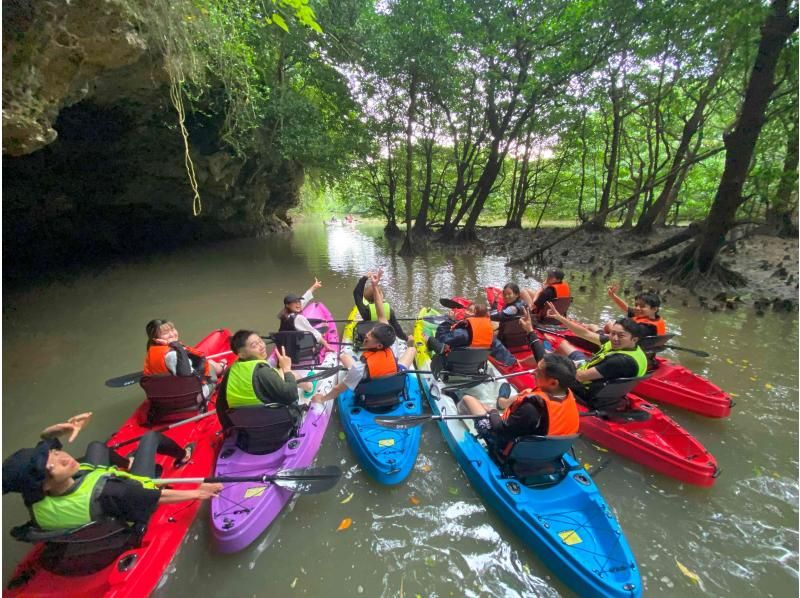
[210,300,339,553]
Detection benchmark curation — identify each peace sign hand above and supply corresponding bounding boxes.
[277,346,292,372]
[311,277,322,291]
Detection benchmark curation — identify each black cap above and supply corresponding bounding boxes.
[283,293,303,305]
[2,439,59,505]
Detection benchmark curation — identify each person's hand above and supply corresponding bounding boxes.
[153,338,170,345]
[321,339,333,351]
[369,271,381,287]
[311,277,322,291]
[407,334,414,343]
[519,307,533,333]
[277,346,292,372]
[544,301,563,320]
[607,284,619,297]
[41,412,92,442]
[195,483,223,500]
[310,393,325,405]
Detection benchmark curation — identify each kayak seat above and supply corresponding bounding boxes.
[225,403,301,455]
[587,375,651,412]
[535,297,572,326]
[497,318,529,353]
[638,334,676,368]
[354,373,407,412]
[437,348,490,380]
[140,375,205,425]
[11,520,144,576]
[353,320,379,350]
[271,330,322,368]
[502,434,580,487]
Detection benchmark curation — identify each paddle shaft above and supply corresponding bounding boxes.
[535,325,709,358]
[153,467,341,485]
[110,410,217,449]
[105,349,232,388]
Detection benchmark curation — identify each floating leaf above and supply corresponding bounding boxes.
[336,517,352,531]
[338,431,346,441]
[725,358,734,364]
[424,557,436,567]
[522,564,530,574]
[340,493,354,504]
[448,487,459,496]
[750,376,758,381]
[675,559,700,584]
[730,392,739,397]
[290,577,298,589]
[753,465,763,476]
[765,383,774,390]
[419,463,432,473]
[741,359,749,364]
[583,463,592,470]
[410,495,421,506]
[591,444,608,452]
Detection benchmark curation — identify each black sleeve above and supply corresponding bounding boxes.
[170,342,193,376]
[534,287,557,310]
[388,312,407,339]
[594,354,639,380]
[353,277,370,319]
[252,363,298,406]
[97,478,161,524]
[626,307,635,318]
[490,400,544,437]
[527,332,546,361]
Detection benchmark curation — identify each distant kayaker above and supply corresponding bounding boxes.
[520,269,571,317]
[458,353,580,461]
[530,303,648,410]
[2,412,221,532]
[143,319,226,397]
[601,285,667,337]
[490,282,530,351]
[216,332,303,434]
[425,301,518,367]
[353,269,412,342]
[312,275,415,404]
[277,277,333,354]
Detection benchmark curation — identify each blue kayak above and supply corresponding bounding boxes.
[337,307,422,485]
[413,307,642,598]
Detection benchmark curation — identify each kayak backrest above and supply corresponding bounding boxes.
[441,348,490,377]
[535,297,572,326]
[591,375,651,403]
[140,375,204,424]
[638,334,676,356]
[354,373,406,412]
[225,403,300,455]
[271,330,321,367]
[505,434,579,481]
[497,318,529,351]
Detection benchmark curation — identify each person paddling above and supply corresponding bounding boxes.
[313,275,415,404]
[458,353,580,463]
[2,413,221,532]
[277,277,333,353]
[353,269,412,342]
[143,320,225,398]
[520,269,571,317]
[528,303,648,411]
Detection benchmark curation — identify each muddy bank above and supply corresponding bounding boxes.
[458,226,798,312]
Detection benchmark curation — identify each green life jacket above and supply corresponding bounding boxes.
[32,463,156,531]
[226,359,271,409]
[362,299,391,321]
[579,341,648,385]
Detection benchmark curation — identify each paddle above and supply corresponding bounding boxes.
[306,315,447,324]
[376,413,487,429]
[105,350,232,389]
[439,298,467,309]
[152,465,342,494]
[580,409,651,422]
[261,335,352,346]
[109,409,218,449]
[535,325,710,358]
[296,366,347,383]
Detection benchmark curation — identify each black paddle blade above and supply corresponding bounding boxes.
[272,465,342,494]
[665,344,710,358]
[581,409,651,422]
[375,414,433,429]
[105,372,144,388]
[439,298,466,309]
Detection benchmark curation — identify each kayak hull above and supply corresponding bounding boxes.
[415,308,641,598]
[337,307,422,485]
[210,302,338,553]
[5,329,233,598]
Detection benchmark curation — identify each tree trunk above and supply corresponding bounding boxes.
[764,123,799,237]
[587,73,622,230]
[400,68,419,256]
[413,137,434,235]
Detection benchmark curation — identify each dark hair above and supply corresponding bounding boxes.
[471,302,489,317]
[547,269,564,282]
[503,283,520,298]
[370,323,396,348]
[145,319,172,348]
[230,329,257,354]
[634,292,661,315]
[615,318,645,341]
[539,353,577,389]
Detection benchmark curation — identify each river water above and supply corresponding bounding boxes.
[2,222,797,597]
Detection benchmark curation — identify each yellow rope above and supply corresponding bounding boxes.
[169,76,202,216]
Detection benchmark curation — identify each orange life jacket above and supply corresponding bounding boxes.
[633,315,666,336]
[465,316,493,349]
[143,344,211,377]
[502,387,579,436]
[362,348,398,379]
[548,282,570,299]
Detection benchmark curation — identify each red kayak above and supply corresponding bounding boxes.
[5,329,234,598]
[489,352,720,487]
[486,286,733,418]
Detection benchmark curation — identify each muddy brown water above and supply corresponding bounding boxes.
[2,222,797,597]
